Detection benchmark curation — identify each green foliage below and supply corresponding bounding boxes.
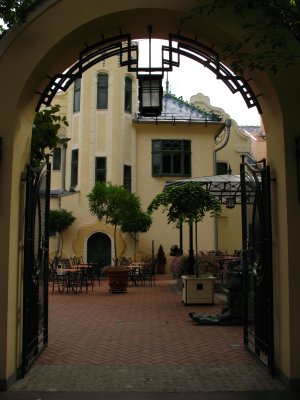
[156,244,167,265]
[182,0,300,74]
[31,104,69,167]
[87,182,141,226]
[121,210,152,235]
[49,209,76,256]
[0,0,39,36]
[121,210,152,261]
[49,209,76,233]
[87,182,142,264]
[148,182,221,227]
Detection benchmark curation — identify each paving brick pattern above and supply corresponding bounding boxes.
[10,276,286,392]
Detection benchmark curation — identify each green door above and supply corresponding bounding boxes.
[87,233,111,267]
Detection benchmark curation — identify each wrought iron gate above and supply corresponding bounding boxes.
[21,161,51,377]
[240,155,274,375]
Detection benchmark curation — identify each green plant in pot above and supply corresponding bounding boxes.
[148,182,221,275]
[121,210,152,262]
[156,244,166,274]
[87,181,142,292]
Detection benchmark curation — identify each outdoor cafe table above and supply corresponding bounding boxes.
[127,264,145,286]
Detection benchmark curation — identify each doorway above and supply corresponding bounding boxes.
[87,232,111,267]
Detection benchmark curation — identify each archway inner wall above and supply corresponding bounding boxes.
[0,0,299,389]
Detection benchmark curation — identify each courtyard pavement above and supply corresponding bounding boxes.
[1,276,299,399]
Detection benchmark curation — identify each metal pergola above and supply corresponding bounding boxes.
[164,173,255,207]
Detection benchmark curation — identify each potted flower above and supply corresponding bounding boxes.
[156,244,166,274]
[87,181,142,293]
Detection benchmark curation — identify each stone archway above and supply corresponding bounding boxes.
[0,0,299,390]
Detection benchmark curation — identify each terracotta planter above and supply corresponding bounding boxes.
[107,268,129,293]
[157,264,165,274]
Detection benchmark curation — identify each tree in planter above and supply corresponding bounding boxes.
[148,182,221,275]
[87,181,141,267]
[156,244,167,274]
[121,210,152,262]
[49,209,76,257]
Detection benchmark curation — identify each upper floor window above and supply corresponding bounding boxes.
[73,78,81,113]
[97,73,108,109]
[124,76,132,113]
[123,165,132,192]
[71,149,79,188]
[53,148,61,171]
[152,140,191,176]
[95,157,106,183]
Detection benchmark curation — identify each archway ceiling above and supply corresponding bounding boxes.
[1,2,268,119]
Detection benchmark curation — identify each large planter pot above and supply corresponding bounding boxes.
[182,275,216,305]
[107,268,129,293]
[157,264,165,274]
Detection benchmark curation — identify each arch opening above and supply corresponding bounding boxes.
[37,31,262,116]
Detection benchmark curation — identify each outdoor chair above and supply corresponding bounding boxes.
[142,263,156,286]
[129,266,144,286]
[67,270,91,294]
[50,269,68,294]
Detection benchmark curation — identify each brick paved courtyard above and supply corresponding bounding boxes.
[10,276,286,392]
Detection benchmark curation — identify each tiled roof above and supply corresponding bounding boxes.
[133,93,223,123]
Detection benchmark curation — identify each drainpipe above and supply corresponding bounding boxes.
[213,119,232,250]
[61,146,66,191]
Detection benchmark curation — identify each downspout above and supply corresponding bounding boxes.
[61,145,66,192]
[213,119,232,250]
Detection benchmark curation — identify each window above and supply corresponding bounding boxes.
[53,148,61,171]
[71,149,79,188]
[73,78,81,113]
[123,165,132,192]
[124,76,132,113]
[152,140,191,176]
[97,73,108,109]
[95,157,106,183]
[216,162,228,175]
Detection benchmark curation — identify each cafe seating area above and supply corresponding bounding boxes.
[127,261,156,287]
[49,256,104,294]
[49,256,158,294]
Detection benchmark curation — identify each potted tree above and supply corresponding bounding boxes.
[156,244,166,274]
[49,208,76,258]
[148,182,221,304]
[148,182,221,275]
[87,181,141,293]
[121,210,152,262]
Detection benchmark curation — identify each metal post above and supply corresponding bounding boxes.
[179,224,183,254]
[188,222,194,275]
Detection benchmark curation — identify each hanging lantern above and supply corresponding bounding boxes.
[138,74,163,116]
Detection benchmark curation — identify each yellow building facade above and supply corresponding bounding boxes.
[49,57,251,270]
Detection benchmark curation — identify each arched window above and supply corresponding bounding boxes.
[97,73,108,109]
[124,76,132,113]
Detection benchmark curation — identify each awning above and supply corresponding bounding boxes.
[164,174,255,205]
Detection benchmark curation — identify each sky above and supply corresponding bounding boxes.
[138,39,261,126]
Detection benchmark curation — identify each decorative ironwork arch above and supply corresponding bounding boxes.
[36,32,262,114]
